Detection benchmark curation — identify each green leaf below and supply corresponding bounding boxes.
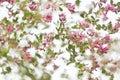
[35,53,41,58]
[0,48,9,56]
[13,17,18,23]
[31,57,38,66]
[16,0,20,2]
[88,8,92,14]
[76,62,84,68]
[59,7,63,11]
[40,72,51,80]
[96,24,101,30]
[47,49,55,58]
[2,17,11,24]
[76,0,80,6]
[110,0,113,5]
[55,34,59,39]
[6,67,11,73]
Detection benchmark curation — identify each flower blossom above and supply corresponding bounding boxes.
[65,3,75,13]
[43,13,52,22]
[7,25,14,32]
[45,4,51,9]
[113,23,120,31]
[104,35,110,42]
[80,21,89,28]
[98,45,108,53]
[105,4,115,14]
[59,13,66,22]
[25,52,30,59]
[29,3,36,11]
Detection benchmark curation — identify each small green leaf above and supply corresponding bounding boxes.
[6,67,11,73]
[40,72,51,80]
[76,0,80,6]
[59,7,63,11]
[0,48,9,56]
[47,49,55,58]
[88,8,92,14]
[55,34,59,39]
[76,62,84,68]
[35,53,41,58]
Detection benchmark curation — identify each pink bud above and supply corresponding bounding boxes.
[81,21,89,28]
[69,5,75,13]
[66,3,75,13]
[98,45,108,53]
[43,13,52,22]
[104,35,110,42]
[29,4,36,11]
[7,25,14,32]
[59,13,66,22]
[25,52,30,59]
[45,4,51,9]
[108,66,117,73]
[105,4,115,14]
[10,0,15,4]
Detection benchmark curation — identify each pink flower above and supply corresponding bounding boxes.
[105,4,115,14]
[7,25,14,32]
[42,41,50,48]
[59,13,66,22]
[108,66,117,73]
[10,0,15,4]
[29,4,36,11]
[66,3,75,13]
[104,35,110,42]
[100,0,107,3]
[43,13,52,22]
[45,4,51,9]
[113,23,120,31]
[69,5,75,13]
[16,25,20,30]
[25,52,30,59]
[81,21,89,28]
[1,0,7,2]
[98,45,108,53]
[1,0,15,4]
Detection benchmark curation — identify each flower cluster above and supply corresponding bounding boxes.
[0,0,120,80]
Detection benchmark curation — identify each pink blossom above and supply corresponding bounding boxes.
[16,25,20,30]
[10,0,15,4]
[100,0,107,3]
[69,5,75,13]
[104,35,110,42]
[7,25,14,32]
[81,21,89,28]
[66,3,75,13]
[98,45,108,53]
[59,13,66,22]
[43,13,52,22]
[1,0,15,4]
[45,4,51,9]
[42,41,50,48]
[29,4,36,11]
[1,0,7,2]
[105,4,115,14]
[25,52,30,59]
[108,66,117,73]
[113,23,120,31]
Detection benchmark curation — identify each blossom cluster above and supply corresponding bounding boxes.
[0,0,120,80]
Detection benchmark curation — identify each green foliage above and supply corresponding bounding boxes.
[47,49,55,58]
[76,62,84,69]
[76,0,80,6]
[40,72,51,80]
[102,68,114,80]
[0,48,9,57]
